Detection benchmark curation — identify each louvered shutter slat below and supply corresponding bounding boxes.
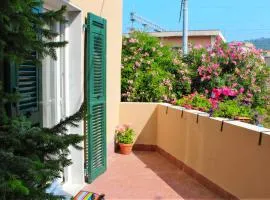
[17,60,39,112]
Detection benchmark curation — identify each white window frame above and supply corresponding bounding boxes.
[41,9,69,127]
[42,0,84,186]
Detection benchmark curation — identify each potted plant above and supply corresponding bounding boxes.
[115,124,135,155]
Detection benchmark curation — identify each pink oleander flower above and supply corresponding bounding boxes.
[162,95,168,101]
[123,123,131,129]
[171,98,177,105]
[129,38,138,43]
[210,52,216,58]
[239,87,245,93]
[232,60,237,65]
[115,125,126,133]
[247,92,253,98]
[201,54,206,62]
[144,52,149,57]
[184,104,192,109]
[228,89,238,97]
[135,61,141,67]
[235,68,240,74]
[173,58,180,65]
[211,88,222,99]
[194,44,202,49]
[210,99,219,109]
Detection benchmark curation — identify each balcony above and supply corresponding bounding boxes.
[83,103,270,199]
[83,151,222,200]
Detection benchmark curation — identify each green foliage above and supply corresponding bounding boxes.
[115,125,135,144]
[0,91,85,199]
[0,0,67,65]
[0,1,84,199]
[121,31,191,102]
[262,105,270,128]
[176,93,212,112]
[212,100,253,119]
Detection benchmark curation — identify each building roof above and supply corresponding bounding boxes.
[148,30,226,42]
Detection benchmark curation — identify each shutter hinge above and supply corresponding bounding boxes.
[83,24,87,31]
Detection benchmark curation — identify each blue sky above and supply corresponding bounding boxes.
[123,0,270,42]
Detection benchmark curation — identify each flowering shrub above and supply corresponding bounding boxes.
[185,36,270,109]
[121,31,191,102]
[176,93,212,112]
[115,124,135,144]
[121,32,270,126]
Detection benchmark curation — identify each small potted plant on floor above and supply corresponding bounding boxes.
[115,124,135,155]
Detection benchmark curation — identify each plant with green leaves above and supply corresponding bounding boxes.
[121,31,191,102]
[115,124,135,144]
[0,1,84,199]
[176,93,212,112]
[212,99,253,119]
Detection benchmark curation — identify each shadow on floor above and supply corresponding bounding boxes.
[133,151,223,200]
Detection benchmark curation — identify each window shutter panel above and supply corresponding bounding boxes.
[5,5,42,125]
[7,53,41,125]
[17,54,40,113]
[86,13,107,183]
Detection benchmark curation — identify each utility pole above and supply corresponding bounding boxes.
[182,0,188,55]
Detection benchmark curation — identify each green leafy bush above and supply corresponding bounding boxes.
[0,2,83,199]
[176,93,212,112]
[212,100,253,119]
[121,31,191,102]
[115,124,135,144]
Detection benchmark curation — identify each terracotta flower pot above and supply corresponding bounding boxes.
[119,143,133,155]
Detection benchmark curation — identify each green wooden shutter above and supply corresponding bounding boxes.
[86,13,107,183]
[7,53,41,125]
[4,5,42,125]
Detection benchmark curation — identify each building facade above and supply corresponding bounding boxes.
[149,30,226,49]
[2,0,122,195]
[44,0,122,193]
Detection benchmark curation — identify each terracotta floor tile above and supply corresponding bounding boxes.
[83,151,224,200]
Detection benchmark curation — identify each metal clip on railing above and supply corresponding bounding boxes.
[195,113,210,124]
[258,131,270,146]
[181,109,184,118]
[220,119,235,132]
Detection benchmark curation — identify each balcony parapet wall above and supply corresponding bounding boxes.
[119,102,270,199]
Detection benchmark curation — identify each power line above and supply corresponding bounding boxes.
[130,12,167,32]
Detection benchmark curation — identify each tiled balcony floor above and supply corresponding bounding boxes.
[83,151,223,200]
